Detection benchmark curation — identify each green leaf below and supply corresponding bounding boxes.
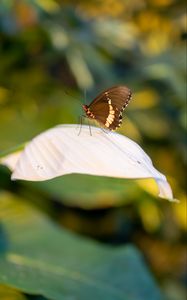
[0,144,25,159]
[25,174,141,209]
[0,192,162,300]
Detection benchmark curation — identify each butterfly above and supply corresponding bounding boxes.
[82,85,132,131]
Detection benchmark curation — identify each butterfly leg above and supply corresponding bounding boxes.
[77,115,83,136]
[100,127,109,134]
[77,115,93,136]
[83,116,92,136]
[76,116,81,129]
[88,118,92,136]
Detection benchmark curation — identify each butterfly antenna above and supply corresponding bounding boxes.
[84,88,87,104]
[85,89,92,135]
[78,89,88,136]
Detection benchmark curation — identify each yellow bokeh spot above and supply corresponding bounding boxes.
[137,11,161,32]
[132,89,159,109]
[77,0,125,18]
[0,87,9,104]
[0,284,27,300]
[141,32,170,55]
[173,193,187,231]
[150,0,174,6]
[36,0,59,12]
[136,179,159,197]
[120,117,142,141]
[138,199,161,232]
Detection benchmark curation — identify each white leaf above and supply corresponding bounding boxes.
[1,124,176,201]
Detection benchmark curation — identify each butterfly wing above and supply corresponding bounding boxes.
[88,86,132,130]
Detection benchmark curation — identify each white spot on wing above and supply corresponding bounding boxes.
[105,101,115,127]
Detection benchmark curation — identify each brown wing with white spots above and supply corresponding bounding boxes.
[88,86,132,130]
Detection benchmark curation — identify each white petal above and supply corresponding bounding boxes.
[1,125,174,201]
[155,178,178,202]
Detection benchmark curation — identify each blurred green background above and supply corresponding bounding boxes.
[0,0,186,300]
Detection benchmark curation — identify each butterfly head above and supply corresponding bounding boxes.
[82,104,95,119]
[82,104,88,112]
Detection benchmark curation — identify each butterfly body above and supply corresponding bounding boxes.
[82,86,132,131]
